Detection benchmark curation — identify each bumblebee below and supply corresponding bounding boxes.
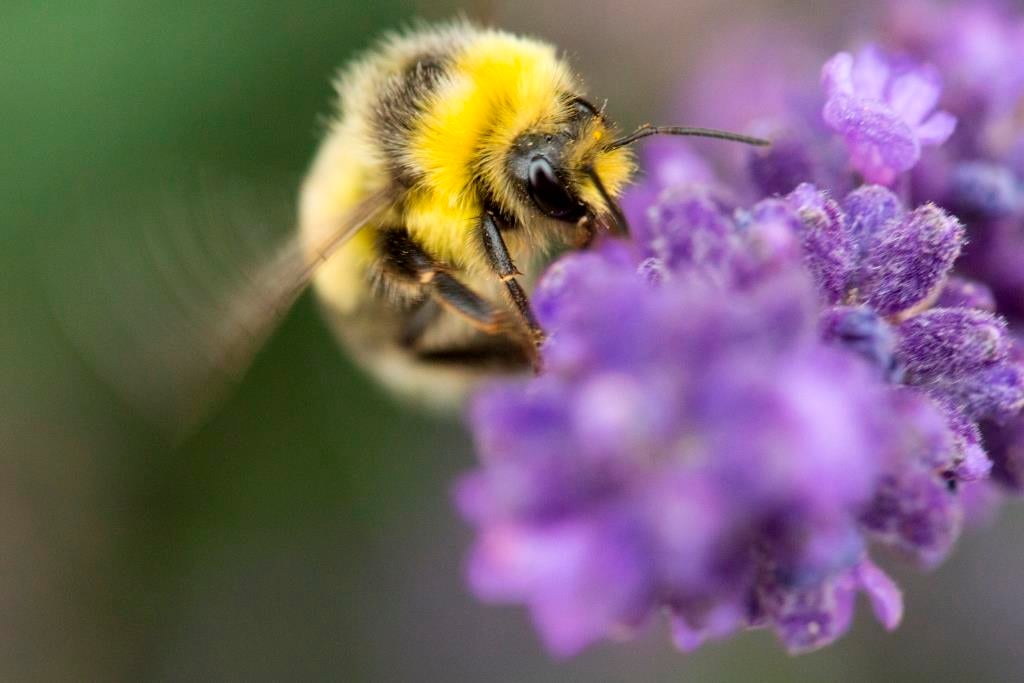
[52,21,766,431]
[298,21,765,405]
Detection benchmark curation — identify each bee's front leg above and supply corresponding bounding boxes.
[479,210,546,355]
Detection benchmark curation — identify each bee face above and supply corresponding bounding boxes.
[508,131,588,221]
[506,98,618,224]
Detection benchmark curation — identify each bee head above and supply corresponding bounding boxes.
[505,97,635,230]
[502,98,769,234]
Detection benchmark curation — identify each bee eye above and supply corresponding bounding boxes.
[527,156,585,221]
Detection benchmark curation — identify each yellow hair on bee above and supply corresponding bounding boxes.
[573,116,635,209]
[404,29,578,264]
[300,113,390,312]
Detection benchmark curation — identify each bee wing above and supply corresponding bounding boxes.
[46,178,392,439]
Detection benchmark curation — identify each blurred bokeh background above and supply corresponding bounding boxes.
[3,1,1022,680]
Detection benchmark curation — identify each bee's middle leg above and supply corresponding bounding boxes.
[380,229,507,334]
[380,228,541,370]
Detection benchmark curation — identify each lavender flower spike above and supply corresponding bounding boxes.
[456,190,973,656]
[822,45,957,185]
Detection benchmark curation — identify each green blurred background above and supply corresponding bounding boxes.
[2,1,1022,680]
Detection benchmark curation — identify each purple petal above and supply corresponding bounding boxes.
[915,110,957,146]
[888,65,942,126]
[855,560,903,630]
[886,388,960,471]
[733,199,804,284]
[669,604,744,653]
[644,186,735,271]
[851,45,891,100]
[759,571,858,654]
[953,441,993,483]
[821,51,855,97]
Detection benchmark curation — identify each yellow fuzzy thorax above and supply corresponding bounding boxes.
[404,29,635,265]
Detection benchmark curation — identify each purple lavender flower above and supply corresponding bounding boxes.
[456,5,1024,659]
[787,182,965,316]
[896,309,1010,384]
[821,45,957,185]
[752,557,902,653]
[458,239,908,654]
[454,177,1020,655]
[858,204,964,315]
[673,3,1024,323]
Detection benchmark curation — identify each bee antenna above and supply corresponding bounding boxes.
[584,166,629,236]
[605,124,770,151]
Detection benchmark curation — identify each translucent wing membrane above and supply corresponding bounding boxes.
[45,176,391,438]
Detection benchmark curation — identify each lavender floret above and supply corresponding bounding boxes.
[858,204,964,315]
[896,308,1010,383]
[821,45,956,185]
[936,276,997,311]
[948,162,1022,219]
[820,306,902,381]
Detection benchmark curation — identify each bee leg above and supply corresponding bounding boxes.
[427,270,510,334]
[415,338,533,371]
[571,216,597,249]
[480,210,546,349]
[398,297,442,349]
[380,228,512,335]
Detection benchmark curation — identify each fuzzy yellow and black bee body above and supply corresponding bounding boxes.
[299,22,635,404]
[52,21,767,433]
